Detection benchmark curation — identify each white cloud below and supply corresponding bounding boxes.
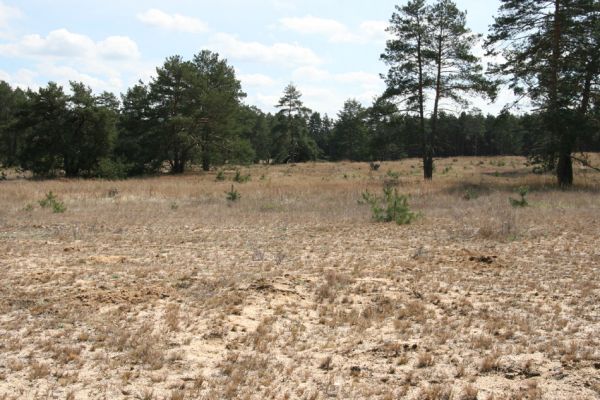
[97,36,141,60]
[0,1,20,24]
[359,20,391,42]
[0,29,140,60]
[239,73,277,88]
[254,93,281,109]
[292,66,330,81]
[209,33,322,67]
[279,15,390,44]
[0,68,39,89]
[280,16,353,43]
[0,28,147,95]
[0,1,21,38]
[137,9,208,33]
[293,67,381,88]
[42,64,116,91]
[287,67,385,115]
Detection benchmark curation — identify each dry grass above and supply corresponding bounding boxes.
[0,156,600,399]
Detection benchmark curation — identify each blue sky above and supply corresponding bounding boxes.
[0,0,507,116]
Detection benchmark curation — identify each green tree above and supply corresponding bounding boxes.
[367,99,409,160]
[0,81,28,167]
[486,0,600,186]
[148,56,197,174]
[147,51,246,173]
[272,84,318,163]
[117,81,160,175]
[331,99,369,161]
[428,0,493,173]
[64,82,118,177]
[18,82,116,177]
[382,0,433,178]
[190,50,246,171]
[382,0,491,179]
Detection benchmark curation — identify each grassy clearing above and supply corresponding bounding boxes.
[0,156,599,399]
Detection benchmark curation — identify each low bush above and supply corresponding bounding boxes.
[39,191,66,213]
[509,186,529,207]
[233,170,251,183]
[226,185,240,202]
[361,187,418,225]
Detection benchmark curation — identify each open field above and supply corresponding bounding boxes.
[1,156,600,400]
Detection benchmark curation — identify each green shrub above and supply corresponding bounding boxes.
[215,170,226,181]
[361,187,418,225]
[233,170,251,183]
[39,191,66,213]
[226,185,240,202]
[509,186,529,207]
[96,158,130,180]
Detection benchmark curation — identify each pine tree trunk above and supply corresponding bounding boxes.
[427,24,444,181]
[202,152,210,172]
[557,152,573,187]
[550,0,573,186]
[423,154,433,180]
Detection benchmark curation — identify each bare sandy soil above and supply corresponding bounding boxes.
[1,157,599,400]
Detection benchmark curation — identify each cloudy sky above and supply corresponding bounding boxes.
[0,0,507,116]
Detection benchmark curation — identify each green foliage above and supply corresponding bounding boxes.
[486,0,600,186]
[509,186,529,208]
[361,187,418,225]
[18,82,117,178]
[382,0,493,180]
[330,99,369,161]
[96,158,130,180]
[0,82,28,167]
[215,170,226,181]
[39,191,66,213]
[233,169,251,183]
[146,51,246,174]
[272,84,319,163]
[226,185,240,202]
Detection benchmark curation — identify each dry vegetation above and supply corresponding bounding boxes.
[1,156,600,399]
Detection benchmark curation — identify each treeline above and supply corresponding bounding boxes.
[4,73,597,179]
[1,0,600,185]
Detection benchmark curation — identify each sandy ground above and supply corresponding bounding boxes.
[0,157,599,399]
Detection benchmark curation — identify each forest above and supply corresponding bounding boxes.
[1,0,599,186]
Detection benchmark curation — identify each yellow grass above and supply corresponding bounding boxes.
[0,156,599,399]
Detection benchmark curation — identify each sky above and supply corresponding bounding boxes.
[0,0,509,117]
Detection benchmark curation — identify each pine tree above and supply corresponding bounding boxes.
[381,0,432,178]
[331,99,369,161]
[382,0,492,180]
[273,84,318,163]
[486,0,600,186]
